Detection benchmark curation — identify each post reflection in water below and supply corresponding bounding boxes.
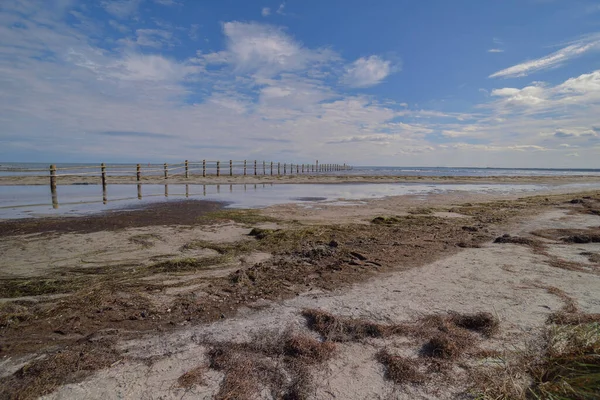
[51,187,58,209]
[46,182,279,210]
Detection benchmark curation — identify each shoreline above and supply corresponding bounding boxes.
[2,173,600,186]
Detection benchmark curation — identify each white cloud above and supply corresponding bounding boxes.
[101,0,142,19]
[202,21,336,77]
[261,7,271,17]
[276,3,286,14]
[341,56,395,88]
[488,48,504,53]
[489,34,600,78]
[490,69,600,111]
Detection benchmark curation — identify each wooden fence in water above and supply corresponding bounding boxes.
[43,160,351,190]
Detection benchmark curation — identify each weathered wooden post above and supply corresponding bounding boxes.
[254,160,257,176]
[164,184,168,197]
[270,161,273,175]
[50,164,58,209]
[137,184,142,200]
[186,184,189,198]
[217,161,220,177]
[302,164,304,173]
[185,160,189,178]
[278,162,281,175]
[103,186,107,204]
[229,160,233,176]
[101,163,107,186]
[263,161,266,175]
[49,164,57,192]
[136,164,141,181]
[244,160,247,176]
[203,160,206,177]
[163,163,168,179]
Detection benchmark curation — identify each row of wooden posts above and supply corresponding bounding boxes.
[49,160,351,190]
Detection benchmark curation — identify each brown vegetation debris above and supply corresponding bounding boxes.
[376,349,424,384]
[0,342,120,400]
[177,366,207,389]
[206,330,336,400]
[450,312,500,337]
[301,309,408,342]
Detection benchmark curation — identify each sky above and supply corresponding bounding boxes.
[1,0,600,167]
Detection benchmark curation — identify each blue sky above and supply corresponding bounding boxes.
[1,0,599,167]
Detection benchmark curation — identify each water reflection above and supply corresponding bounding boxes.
[8,180,599,220]
[47,182,275,208]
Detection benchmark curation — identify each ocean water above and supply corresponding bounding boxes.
[1,162,600,177]
[2,181,600,219]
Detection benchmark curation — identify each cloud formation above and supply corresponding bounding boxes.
[490,34,600,78]
[341,56,396,88]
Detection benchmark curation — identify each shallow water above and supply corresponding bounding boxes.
[2,182,600,219]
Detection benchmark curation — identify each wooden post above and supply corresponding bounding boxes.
[263,161,266,175]
[186,184,189,198]
[49,164,57,192]
[164,184,168,197]
[136,164,141,181]
[163,163,168,179]
[244,160,247,176]
[229,160,233,176]
[278,162,281,175]
[185,160,189,178]
[101,163,107,186]
[203,160,206,177]
[217,161,220,177]
[270,161,273,176]
[137,184,142,200]
[254,160,257,176]
[284,163,287,175]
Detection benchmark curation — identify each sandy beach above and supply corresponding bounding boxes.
[0,184,599,399]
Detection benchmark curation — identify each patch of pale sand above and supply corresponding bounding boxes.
[42,210,600,399]
[0,223,258,279]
